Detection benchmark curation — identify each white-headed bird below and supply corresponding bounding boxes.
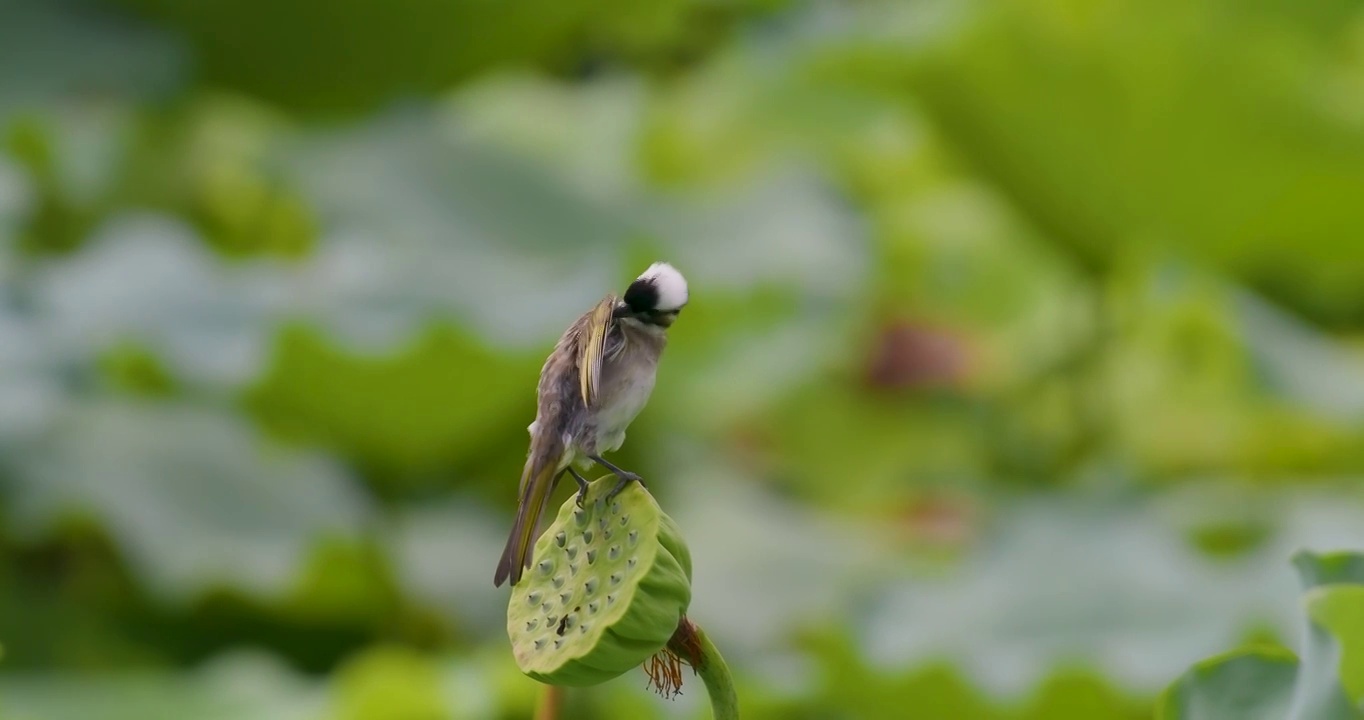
[494,262,689,587]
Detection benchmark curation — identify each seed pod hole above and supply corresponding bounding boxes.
[587,549,597,565]
[609,546,620,561]
[566,545,578,560]
[554,531,566,547]
[552,575,565,588]
[584,530,594,544]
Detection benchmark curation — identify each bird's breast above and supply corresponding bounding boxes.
[588,354,658,450]
[598,362,656,428]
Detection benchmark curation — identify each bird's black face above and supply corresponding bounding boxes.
[616,277,684,328]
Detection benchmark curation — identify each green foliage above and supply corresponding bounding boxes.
[1158,552,1364,719]
[1307,587,1364,706]
[2,0,1364,718]
[1017,670,1149,720]
[331,645,452,720]
[97,342,177,396]
[247,324,540,487]
[897,0,1364,326]
[1156,648,1300,720]
[106,0,783,115]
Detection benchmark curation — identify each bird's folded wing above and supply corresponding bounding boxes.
[578,295,615,408]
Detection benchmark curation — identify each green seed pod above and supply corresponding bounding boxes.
[506,477,692,686]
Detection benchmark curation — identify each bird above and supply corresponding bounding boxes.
[493,262,689,588]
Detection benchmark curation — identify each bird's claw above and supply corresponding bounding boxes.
[605,472,643,502]
[569,468,591,507]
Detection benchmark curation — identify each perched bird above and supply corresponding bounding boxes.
[494,262,689,588]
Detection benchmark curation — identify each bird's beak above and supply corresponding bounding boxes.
[612,301,632,319]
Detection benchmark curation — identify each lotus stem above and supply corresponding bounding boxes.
[668,617,739,720]
[534,685,563,720]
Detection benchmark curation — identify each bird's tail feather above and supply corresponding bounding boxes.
[494,451,562,587]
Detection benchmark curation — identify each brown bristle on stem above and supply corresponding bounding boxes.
[643,615,707,699]
[667,616,705,670]
[643,647,685,699]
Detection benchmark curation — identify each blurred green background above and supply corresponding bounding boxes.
[2,0,1364,717]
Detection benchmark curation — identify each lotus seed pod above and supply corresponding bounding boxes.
[506,477,692,687]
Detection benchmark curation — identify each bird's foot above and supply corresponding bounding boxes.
[605,471,643,502]
[568,468,591,508]
[587,454,646,502]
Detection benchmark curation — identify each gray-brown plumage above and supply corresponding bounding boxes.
[494,262,689,588]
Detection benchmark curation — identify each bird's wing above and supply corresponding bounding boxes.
[577,294,616,408]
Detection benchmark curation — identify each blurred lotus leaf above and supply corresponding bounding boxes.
[7,398,371,601]
[1,0,1364,718]
[331,645,453,720]
[1158,551,1364,719]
